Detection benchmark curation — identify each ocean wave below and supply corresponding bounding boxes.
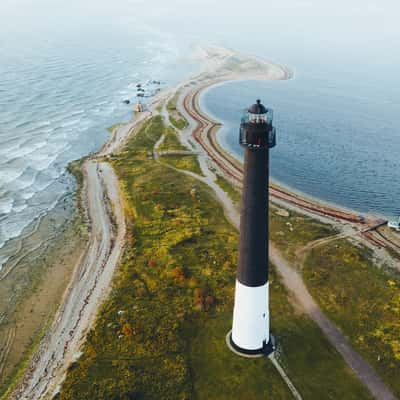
[4,166,38,191]
[1,139,48,159]
[20,191,36,201]
[60,118,81,128]
[0,255,10,272]
[0,165,26,186]
[12,203,28,213]
[15,120,37,129]
[0,28,184,258]
[0,195,14,215]
[0,205,48,256]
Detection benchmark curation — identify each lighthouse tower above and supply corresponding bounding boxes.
[228,100,276,357]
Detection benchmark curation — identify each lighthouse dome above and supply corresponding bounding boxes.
[248,99,267,114]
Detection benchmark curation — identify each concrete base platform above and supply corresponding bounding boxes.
[226,330,275,358]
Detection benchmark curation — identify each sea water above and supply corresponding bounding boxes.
[0,16,195,269]
[201,74,400,219]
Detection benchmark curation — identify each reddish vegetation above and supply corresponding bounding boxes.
[205,295,215,306]
[148,259,156,267]
[171,267,186,283]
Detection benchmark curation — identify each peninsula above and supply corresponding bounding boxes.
[3,47,400,400]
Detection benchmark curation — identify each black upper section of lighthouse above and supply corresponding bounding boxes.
[239,100,276,149]
[248,99,268,114]
[237,100,275,287]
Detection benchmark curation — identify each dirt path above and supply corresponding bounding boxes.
[269,245,396,400]
[294,232,350,268]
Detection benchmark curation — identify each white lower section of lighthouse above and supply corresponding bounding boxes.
[231,280,270,351]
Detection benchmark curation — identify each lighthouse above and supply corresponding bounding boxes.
[228,100,276,357]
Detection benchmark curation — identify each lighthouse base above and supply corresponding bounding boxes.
[226,331,275,358]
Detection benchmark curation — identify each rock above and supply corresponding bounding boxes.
[123,99,130,105]
[276,208,290,217]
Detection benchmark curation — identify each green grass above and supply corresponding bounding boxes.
[303,238,400,396]
[166,98,177,112]
[169,116,187,130]
[215,175,241,207]
[58,116,372,399]
[187,264,372,400]
[185,312,292,400]
[269,206,337,262]
[159,126,186,152]
[166,97,188,130]
[161,154,203,176]
[158,124,203,176]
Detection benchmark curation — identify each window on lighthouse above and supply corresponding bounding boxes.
[249,112,267,123]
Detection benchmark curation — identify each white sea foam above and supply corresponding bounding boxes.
[60,118,81,128]
[20,191,36,201]
[5,167,38,191]
[0,196,14,215]
[0,166,25,186]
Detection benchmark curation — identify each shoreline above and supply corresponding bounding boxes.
[198,73,397,222]
[198,95,380,219]
[0,202,87,398]
[180,80,400,261]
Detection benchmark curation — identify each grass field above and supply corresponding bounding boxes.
[303,238,400,396]
[213,176,337,263]
[269,205,338,263]
[58,116,371,399]
[159,126,186,152]
[215,174,241,207]
[161,154,203,176]
[158,124,203,176]
[166,97,188,130]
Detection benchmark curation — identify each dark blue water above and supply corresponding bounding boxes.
[201,77,400,218]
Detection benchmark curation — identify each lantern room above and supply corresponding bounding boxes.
[239,100,276,149]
